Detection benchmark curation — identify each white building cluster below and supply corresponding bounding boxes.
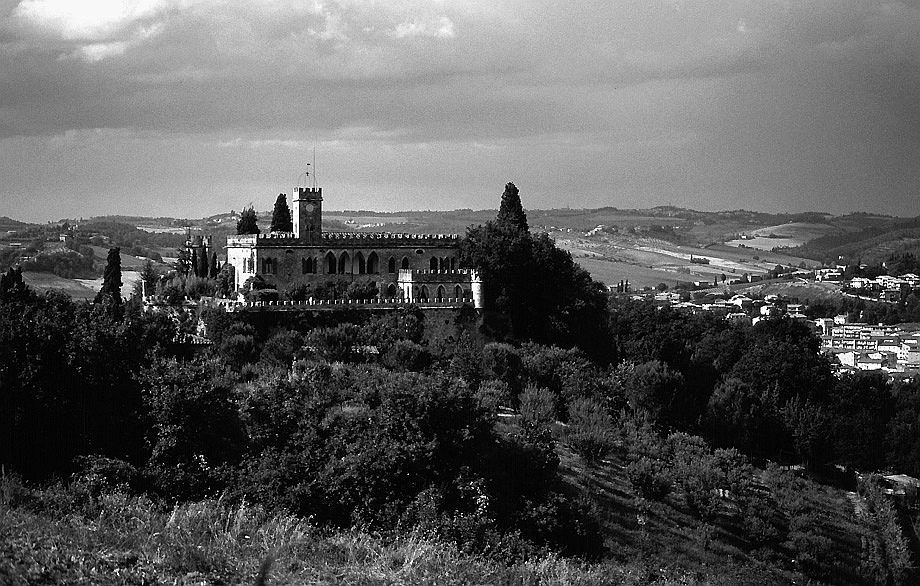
[817,317,920,374]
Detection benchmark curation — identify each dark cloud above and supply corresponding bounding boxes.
[1,0,919,220]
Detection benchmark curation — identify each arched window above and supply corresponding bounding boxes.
[325,252,336,274]
[367,252,379,274]
[388,257,396,273]
[302,258,309,274]
[450,257,456,270]
[439,257,447,271]
[263,258,274,274]
[429,257,438,271]
[401,257,410,270]
[455,285,463,299]
[355,252,366,275]
[436,285,445,301]
[338,252,350,274]
[387,283,397,298]
[421,285,429,300]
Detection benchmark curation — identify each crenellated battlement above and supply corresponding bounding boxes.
[222,297,472,311]
[398,268,477,277]
[145,295,475,312]
[322,232,460,246]
[227,232,461,248]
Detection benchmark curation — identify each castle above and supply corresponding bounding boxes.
[225,186,482,307]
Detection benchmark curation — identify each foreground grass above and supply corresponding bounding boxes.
[0,438,880,586]
[1,477,744,586]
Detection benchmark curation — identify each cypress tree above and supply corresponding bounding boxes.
[198,247,209,277]
[191,249,199,277]
[496,182,528,234]
[210,252,219,278]
[270,193,293,233]
[95,247,123,304]
[237,207,261,235]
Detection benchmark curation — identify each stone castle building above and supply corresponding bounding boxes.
[225,186,482,307]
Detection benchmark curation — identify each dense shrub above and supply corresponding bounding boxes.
[519,385,557,430]
[141,356,246,499]
[625,456,672,501]
[565,398,615,465]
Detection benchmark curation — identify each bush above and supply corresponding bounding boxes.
[625,456,672,500]
[476,380,511,413]
[519,385,556,430]
[740,490,785,548]
[259,330,302,369]
[669,432,721,519]
[304,323,362,363]
[72,455,143,495]
[482,342,522,399]
[565,398,615,465]
[380,339,431,372]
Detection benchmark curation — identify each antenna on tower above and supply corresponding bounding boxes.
[297,145,318,190]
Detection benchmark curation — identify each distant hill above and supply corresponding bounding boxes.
[0,216,34,231]
[785,215,920,264]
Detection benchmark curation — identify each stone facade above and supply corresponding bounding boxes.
[226,186,482,307]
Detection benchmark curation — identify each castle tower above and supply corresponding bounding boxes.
[293,186,323,244]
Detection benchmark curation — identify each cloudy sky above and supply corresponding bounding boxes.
[1,0,919,222]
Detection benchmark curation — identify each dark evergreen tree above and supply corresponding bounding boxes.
[496,182,528,234]
[237,206,261,235]
[462,184,533,338]
[191,249,199,277]
[209,252,219,278]
[461,183,609,359]
[270,193,293,233]
[95,247,122,304]
[0,266,30,303]
[198,247,209,278]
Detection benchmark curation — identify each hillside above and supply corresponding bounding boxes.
[0,430,874,586]
[0,216,33,231]
[785,216,920,264]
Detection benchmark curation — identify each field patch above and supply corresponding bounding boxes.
[556,233,818,289]
[22,272,97,300]
[726,222,841,250]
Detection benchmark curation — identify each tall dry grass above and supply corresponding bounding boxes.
[1,474,732,585]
